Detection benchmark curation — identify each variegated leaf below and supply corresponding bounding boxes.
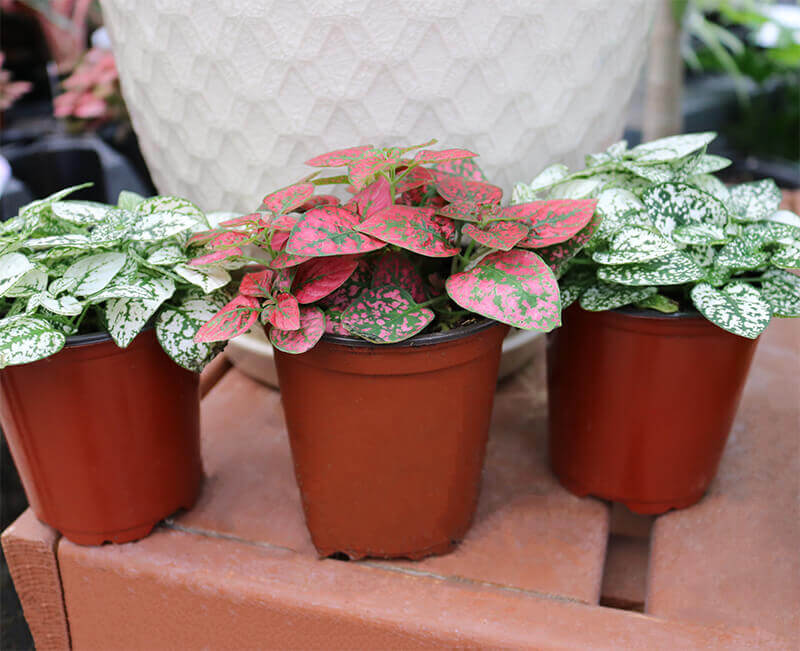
[305,146,373,167]
[436,201,483,223]
[728,180,782,222]
[537,213,602,274]
[394,166,434,193]
[156,293,228,371]
[319,259,371,310]
[690,282,771,339]
[268,292,300,330]
[352,176,391,220]
[341,286,433,343]
[134,196,208,235]
[514,199,598,248]
[446,249,560,331]
[693,155,732,174]
[760,269,800,317]
[370,251,426,302]
[627,132,716,163]
[6,268,47,298]
[89,274,176,303]
[689,173,731,204]
[431,170,503,205]
[558,267,596,308]
[63,252,126,296]
[147,244,187,266]
[188,248,242,266]
[593,225,676,264]
[767,210,800,228]
[548,177,605,199]
[348,152,398,190]
[636,293,680,313]
[105,277,176,347]
[286,206,385,257]
[641,183,728,238]
[522,164,570,196]
[0,253,34,297]
[24,234,92,250]
[117,190,146,211]
[27,292,82,316]
[463,221,529,251]
[597,251,705,286]
[741,222,800,248]
[269,305,325,353]
[413,148,477,164]
[194,294,260,342]
[174,263,231,292]
[262,183,315,214]
[580,282,656,311]
[0,316,65,367]
[595,188,644,238]
[293,256,359,304]
[358,205,459,257]
[715,239,769,269]
[430,157,488,183]
[772,241,800,269]
[299,194,340,212]
[51,201,109,225]
[672,223,728,246]
[239,269,275,297]
[270,249,311,268]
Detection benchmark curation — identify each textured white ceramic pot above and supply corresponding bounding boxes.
[101,0,655,212]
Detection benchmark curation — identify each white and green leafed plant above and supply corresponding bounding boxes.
[511,132,800,339]
[0,186,236,370]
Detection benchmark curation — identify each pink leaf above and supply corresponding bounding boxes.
[270,231,290,250]
[187,228,225,246]
[286,206,386,257]
[208,231,249,250]
[431,170,502,204]
[270,249,311,268]
[262,182,315,214]
[509,199,598,248]
[305,146,374,167]
[268,292,300,330]
[357,205,459,258]
[436,201,483,223]
[413,148,477,164]
[299,194,340,212]
[240,269,275,297]
[430,157,488,182]
[319,259,372,311]
[194,295,260,343]
[324,310,349,335]
[270,305,326,353]
[445,249,561,332]
[292,255,360,304]
[348,152,399,191]
[188,248,242,266]
[536,212,602,272]
[352,176,391,220]
[370,251,426,302]
[266,213,300,231]
[341,287,434,343]
[463,221,529,251]
[394,166,434,193]
[220,213,268,228]
[272,267,296,293]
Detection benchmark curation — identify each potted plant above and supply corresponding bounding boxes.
[0,185,233,544]
[191,141,597,559]
[513,131,799,514]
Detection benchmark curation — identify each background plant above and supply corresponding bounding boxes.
[512,131,799,338]
[0,186,233,369]
[190,141,598,353]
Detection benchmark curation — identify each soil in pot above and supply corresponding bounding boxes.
[275,320,508,560]
[0,329,203,545]
[547,305,759,514]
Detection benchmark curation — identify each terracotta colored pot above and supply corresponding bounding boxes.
[0,329,203,544]
[547,306,759,514]
[274,320,508,560]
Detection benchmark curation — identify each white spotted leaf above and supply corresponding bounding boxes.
[105,277,176,348]
[0,316,66,367]
[690,282,771,338]
[156,293,229,371]
[597,251,705,286]
[760,269,800,317]
[62,252,126,296]
[592,225,676,264]
[579,282,656,311]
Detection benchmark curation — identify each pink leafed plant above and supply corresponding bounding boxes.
[191,140,600,353]
[53,47,124,128]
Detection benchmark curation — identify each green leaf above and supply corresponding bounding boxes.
[597,251,705,286]
[688,173,730,204]
[26,292,82,316]
[715,239,770,269]
[760,269,800,317]
[51,201,109,225]
[156,294,228,371]
[672,223,728,246]
[635,293,679,313]
[147,244,187,266]
[579,282,656,311]
[558,266,596,309]
[627,132,716,163]
[174,263,231,292]
[62,252,127,296]
[692,154,731,174]
[728,180,782,222]
[128,208,198,242]
[24,234,92,250]
[690,282,771,338]
[741,222,800,248]
[772,241,800,269]
[0,316,66,367]
[641,182,728,238]
[105,278,176,348]
[5,268,47,298]
[135,196,208,232]
[592,225,676,264]
[117,190,146,211]
[0,253,34,297]
[595,188,644,238]
[340,287,434,343]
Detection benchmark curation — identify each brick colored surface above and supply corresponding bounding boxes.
[58,527,789,650]
[1,510,69,651]
[179,339,610,604]
[647,318,799,639]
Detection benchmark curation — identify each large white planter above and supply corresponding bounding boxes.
[101,0,654,212]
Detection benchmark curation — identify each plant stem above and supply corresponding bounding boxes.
[417,294,449,309]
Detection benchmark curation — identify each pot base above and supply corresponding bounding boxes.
[555,471,704,515]
[319,537,459,562]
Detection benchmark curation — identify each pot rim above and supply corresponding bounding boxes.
[321,317,500,349]
[65,324,154,348]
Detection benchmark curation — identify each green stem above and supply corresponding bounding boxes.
[417,294,449,309]
[128,250,186,283]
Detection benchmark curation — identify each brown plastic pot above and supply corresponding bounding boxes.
[274,319,508,560]
[0,328,203,545]
[547,305,759,514]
